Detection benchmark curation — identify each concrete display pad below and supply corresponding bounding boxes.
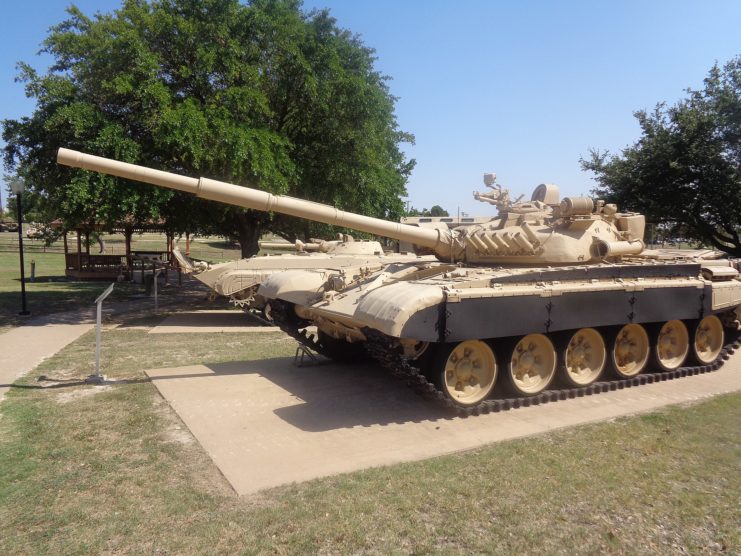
[146,351,741,496]
[149,310,279,334]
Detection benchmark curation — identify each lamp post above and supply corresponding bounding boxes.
[10,179,30,316]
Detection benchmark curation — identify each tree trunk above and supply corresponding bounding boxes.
[235,211,262,258]
[76,230,82,272]
[124,227,133,280]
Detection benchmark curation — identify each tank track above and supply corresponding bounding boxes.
[272,300,741,416]
[270,300,337,360]
[361,328,741,417]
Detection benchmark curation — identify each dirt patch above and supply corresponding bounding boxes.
[164,426,195,445]
[55,385,112,404]
[152,397,195,446]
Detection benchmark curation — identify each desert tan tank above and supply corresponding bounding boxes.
[173,233,429,313]
[58,148,741,410]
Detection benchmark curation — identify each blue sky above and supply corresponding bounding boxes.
[1,0,739,216]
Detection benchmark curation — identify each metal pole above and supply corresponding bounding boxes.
[88,283,114,384]
[154,268,162,313]
[95,298,102,377]
[16,193,30,316]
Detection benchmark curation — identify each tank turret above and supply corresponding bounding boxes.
[259,234,386,255]
[58,148,645,266]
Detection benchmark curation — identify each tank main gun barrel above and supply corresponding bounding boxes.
[57,148,451,256]
[58,148,646,266]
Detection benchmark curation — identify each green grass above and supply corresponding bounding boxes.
[0,250,208,331]
[0,323,738,554]
[0,251,123,328]
[0,230,243,262]
[0,231,244,330]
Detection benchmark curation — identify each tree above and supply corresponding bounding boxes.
[3,177,44,223]
[2,0,414,257]
[428,205,449,217]
[406,204,449,217]
[582,57,741,256]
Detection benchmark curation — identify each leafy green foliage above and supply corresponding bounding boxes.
[583,57,741,256]
[3,187,44,224]
[2,0,414,256]
[406,204,449,217]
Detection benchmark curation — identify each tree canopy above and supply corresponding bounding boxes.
[2,0,415,256]
[406,204,449,217]
[2,177,45,223]
[582,57,741,256]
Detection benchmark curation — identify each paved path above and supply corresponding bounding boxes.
[149,310,279,334]
[0,300,274,403]
[0,311,95,403]
[147,350,741,496]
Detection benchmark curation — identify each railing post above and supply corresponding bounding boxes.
[154,267,162,313]
[87,282,115,384]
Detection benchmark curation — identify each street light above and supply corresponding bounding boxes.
[9,179,30,316]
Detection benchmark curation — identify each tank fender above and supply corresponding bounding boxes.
[258,270,327,306]
[214,270,271,296]
[353,282,446,338]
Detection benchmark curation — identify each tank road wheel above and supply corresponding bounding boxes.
[653,320,689,371]
[560,328,606,387]
[505,334,557,396]
[608,324,650,378]
[691,315,724,364]
[433,341,498,407]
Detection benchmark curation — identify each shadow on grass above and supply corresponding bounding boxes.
[2,375,151,391]
[0,286,102,326]
[198,239,240,249]
[3,274,72,283]
[0,277,217,328]
[147,356,454,431]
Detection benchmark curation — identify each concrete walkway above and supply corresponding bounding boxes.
[0,302,272,403]
[0,311,95,403]
[149,310,279,334]
[147,350,741,496]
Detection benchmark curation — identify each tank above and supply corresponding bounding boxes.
[58,148,741,410]
[173,233,429,313]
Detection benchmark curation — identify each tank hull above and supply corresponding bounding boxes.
[262,258,740,408]
[262,260,741,343]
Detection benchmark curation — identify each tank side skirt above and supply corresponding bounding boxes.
[402,286,709,342]
[435,290,449,343]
